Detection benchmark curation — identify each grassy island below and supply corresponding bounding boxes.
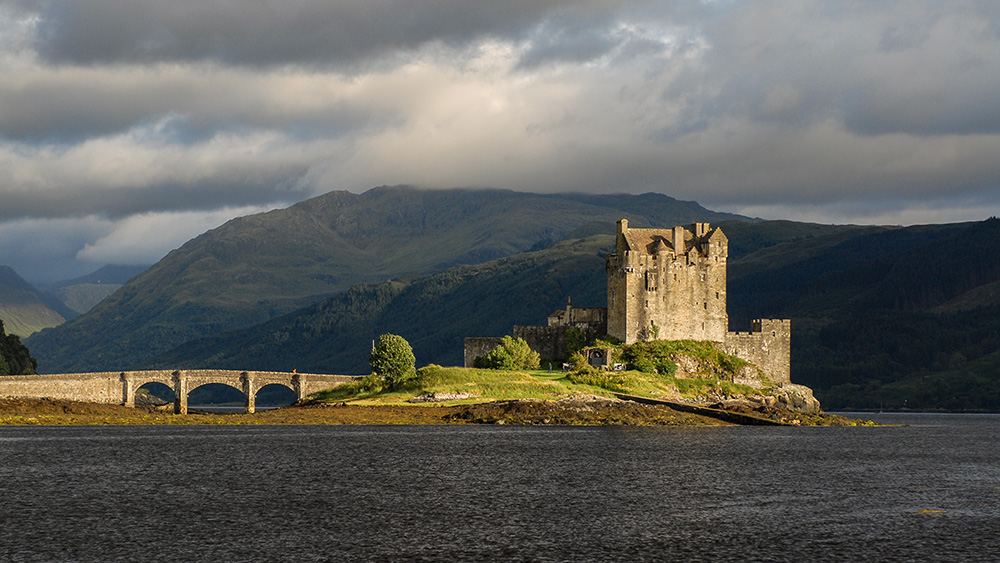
[1,363,872,426]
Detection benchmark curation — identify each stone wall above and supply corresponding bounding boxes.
[719,319,791,384]
[464,337,503,368]
[514,326,566,361]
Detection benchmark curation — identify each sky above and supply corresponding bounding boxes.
[3,1,1000,283]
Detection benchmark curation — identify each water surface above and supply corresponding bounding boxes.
[1,413,997,561]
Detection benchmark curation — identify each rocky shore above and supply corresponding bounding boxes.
[0,396,871,426]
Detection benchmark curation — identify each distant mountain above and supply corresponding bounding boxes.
[0,266,72,337]
[46,264,150,315]
[150,218,1000,411]
[27,186,750,373]
[142,220,880,373]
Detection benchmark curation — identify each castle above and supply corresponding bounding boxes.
[465,219,791,384]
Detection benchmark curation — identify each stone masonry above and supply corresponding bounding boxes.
[0,370,356,414]
[606,219,728,343]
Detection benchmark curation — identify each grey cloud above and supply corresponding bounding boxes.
[0,175,304,221]
[695,1,1000,137]
[0,217,112,283]
[4,0,1000,283]
[0,66,389,143]
[17,0,627,69]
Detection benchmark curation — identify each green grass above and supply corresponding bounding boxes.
[311,363,774,406]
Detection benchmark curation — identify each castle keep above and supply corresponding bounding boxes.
[465,220,792,383]
[608,219,790,382]
[607,219,728,343]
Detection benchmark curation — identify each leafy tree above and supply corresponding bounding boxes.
[369,333,416,389]
[475,336,540,370]
[0,319,37,375]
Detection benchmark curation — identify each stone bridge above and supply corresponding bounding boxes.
[0,370,358,414]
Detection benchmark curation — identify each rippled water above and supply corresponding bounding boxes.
[1,413,998,562]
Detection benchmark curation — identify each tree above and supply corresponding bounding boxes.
[0,320,37,376]
[369,333,416,389]
[475,336,540,370]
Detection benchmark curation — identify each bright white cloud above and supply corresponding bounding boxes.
[75,205,284,266]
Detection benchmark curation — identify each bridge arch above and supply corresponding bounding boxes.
[186,382,245,411]
[135,381,175,405]
[120,370,356,414]
[254,383,298,409]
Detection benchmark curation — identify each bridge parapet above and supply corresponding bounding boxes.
[1,370,358,414]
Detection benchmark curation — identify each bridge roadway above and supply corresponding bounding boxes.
[0,370,358,414]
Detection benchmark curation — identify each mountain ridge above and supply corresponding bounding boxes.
[27,186,749,372]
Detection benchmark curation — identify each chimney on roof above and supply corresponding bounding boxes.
[617,219,629,253]
[673,226,686,255]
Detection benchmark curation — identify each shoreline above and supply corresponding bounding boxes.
[0,397,872,426]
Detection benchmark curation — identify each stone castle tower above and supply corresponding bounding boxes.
[466,218,792,384]
[606,219,729,343]
[606,219,791,383]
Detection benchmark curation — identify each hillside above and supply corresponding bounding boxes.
[27,186,747,373]
[150,218,1000,411]
[0,266,71,337]
[730,218,1000,410]
[46,264,149,315]
[148,235,613,373]
[146,222,878,373]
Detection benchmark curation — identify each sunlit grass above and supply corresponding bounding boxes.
[310,364,772,406]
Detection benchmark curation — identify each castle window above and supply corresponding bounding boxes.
[716,292,720,299]
[704,302,708,309]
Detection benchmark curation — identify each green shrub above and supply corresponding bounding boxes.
[369,334,416,390]
[620,341,678,376]
[475,336,540,370]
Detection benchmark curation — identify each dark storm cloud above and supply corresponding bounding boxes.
[17,0,631,69]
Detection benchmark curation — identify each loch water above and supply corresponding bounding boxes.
[1,413,998,562]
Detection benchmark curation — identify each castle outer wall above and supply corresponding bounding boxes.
[719,319,791,384]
